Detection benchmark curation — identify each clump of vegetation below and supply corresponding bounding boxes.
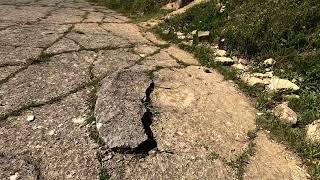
[88,0,172,20]
[156,0,320,178]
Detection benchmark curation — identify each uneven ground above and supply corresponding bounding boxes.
[0,0,312,179]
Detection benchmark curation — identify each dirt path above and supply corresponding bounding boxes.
[0,0,310,179]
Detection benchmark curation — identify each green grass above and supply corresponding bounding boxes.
[155,1,320,178]
[88,0,172,21]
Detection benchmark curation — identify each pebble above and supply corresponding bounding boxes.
[27,114,35,122]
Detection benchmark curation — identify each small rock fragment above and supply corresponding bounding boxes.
[9,172,19,180]
[267,77,300,92]
[191,30,197,35]
[273,102,298,125]
[181,40,193,47]
[198,31,210,38]
[220,5,226,13]
[283,94,300,100]
[72,116,86,124]
[186,33,193,39]
[176,32,186,40]
[263,58,275,66]
[215,57,235,65]
[306,119,320,144]
[162,29,170,35]
[252,72,273,78]
[232,63,248,71]
[238,58,249,65]
[242,76,270,86]
[214,49,227,57]
[26,113,35,122]
[257,112,264,116]
[48,130,55,136]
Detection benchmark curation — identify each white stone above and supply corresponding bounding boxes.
[96,122,103,130]
[26,114,35,122]
[273,102,298,125]
[306,119,320,144]
[220,5,226,13]
[198,31,210,38]
[181,40,193,46]
[252,72,273,78]
[215,57,235,65]
[238,58,248,65]
[48,130,55,136]
[177,35,186,40]
[72,116,86,124]
[176,32,184,36]
[263,58,275,66]
[214,49,227,57]
[232,63,248,71]
[267,77,300,92]
[9,173,19,180]
[191,30,197,35]
[241,74,270,86]
[162,30,170,35]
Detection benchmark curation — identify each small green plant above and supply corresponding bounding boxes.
[32,53,52,64]
[99,168,111,180]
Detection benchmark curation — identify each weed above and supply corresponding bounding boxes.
[99,168,111,180]
[32,53,52,64]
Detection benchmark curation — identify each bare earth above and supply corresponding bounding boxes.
[0,0,311,179]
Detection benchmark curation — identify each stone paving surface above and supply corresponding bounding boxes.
[0,0,310,179]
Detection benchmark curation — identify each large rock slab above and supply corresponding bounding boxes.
[45,37,80,54]
[66,32,130,49]
[40,8,85,24]
[151,66,256,161]
[244,132,309,179]
[100,23,149,44]
[0,46,42,66]
[0,154,39,180]
[95,69,152,149]
[93,49,140,79]
[0,24,71,48]
[0,5,53,22]
[139,49,180,70]
[0,51,94,117]
[104,152,236,180]
[0,89,100,180]
[0,66,22,82]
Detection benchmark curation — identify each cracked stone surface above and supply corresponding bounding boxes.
[0,0,310,179]
[0,24,72,48]
[0,66,22,82]
[0,51,94,118]
[100,23,150,44]
[93,49,140,79]
[0,89,99,179]
[0,46,42,65]
[45,37,81,54]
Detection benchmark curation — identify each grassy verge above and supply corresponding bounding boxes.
[87,0,172,21]
[155,0,320,178]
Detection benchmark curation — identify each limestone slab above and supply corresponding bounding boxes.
[95,69,151,149]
